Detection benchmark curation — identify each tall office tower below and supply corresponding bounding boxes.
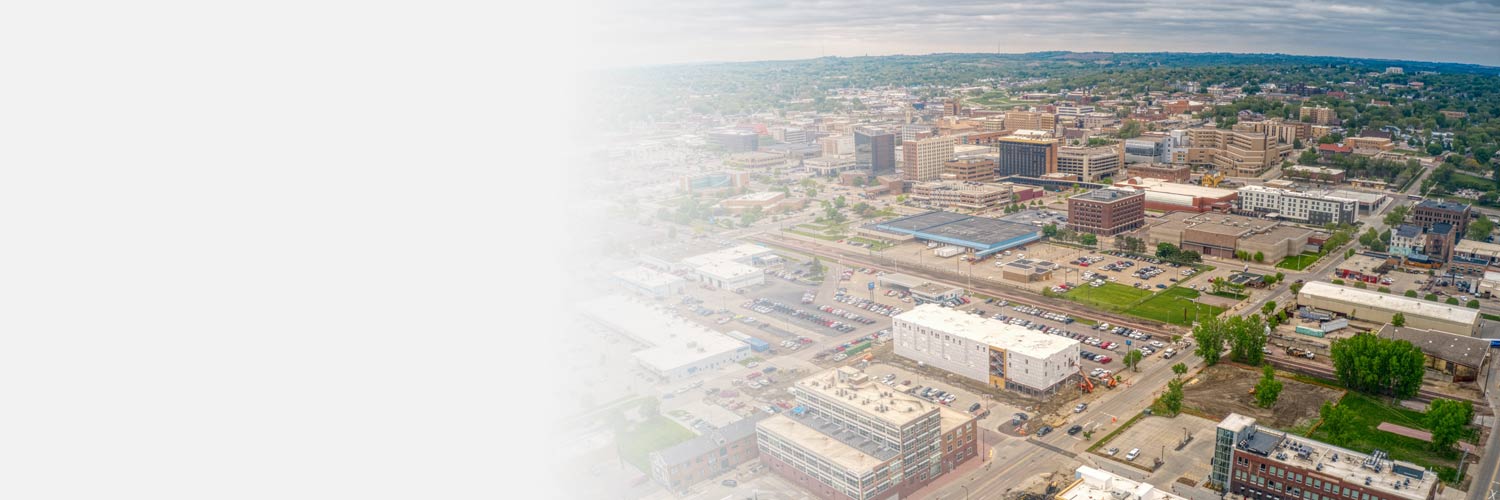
[855,128,896,178]
[994,136,1059,177]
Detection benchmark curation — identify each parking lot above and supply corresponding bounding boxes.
[948,297,1184,382]
[1061,250,1211,293]
[1092,413,1220,481]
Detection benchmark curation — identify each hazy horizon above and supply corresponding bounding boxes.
[584,0,1500,69]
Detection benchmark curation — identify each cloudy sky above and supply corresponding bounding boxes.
[582,0,1500,68]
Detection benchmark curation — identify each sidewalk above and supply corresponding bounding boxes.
[906,449,994,500]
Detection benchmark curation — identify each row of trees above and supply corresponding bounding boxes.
[1329,332,1426,399]
[1155,243,1203,264]
[1191,314,1270,367]
[1042,223,1098,246]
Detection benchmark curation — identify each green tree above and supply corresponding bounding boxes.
[1446,296,1460,305]
[1228,314,1268,365]
[1116,120,1144,139]
[1468,299,1481,308]
[1042,223,1058,237]
[1425,293,1439,301]
[1299,148,1321,165]
[1425,399,1475,451]
[1291,282,1304,295]
[1192,315,1228,366]
[1156,243,1179,260]
[1158,378,1185,416]
[1319,401,1358,443]
[1262,301,1277,317]
[1329,332,1426,398]
[1254,251,1265,263]
[1080,233,1098,246]
[1254,364,1283,408]
[1404,290,1419,298]
[1124,349,1144,372]
[1172,363,1188,377]
[1466,216,1494,241]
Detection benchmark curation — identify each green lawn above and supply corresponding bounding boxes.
[1131,288,1227,326]
[847,236,893,251]
[1064,284,1225,326]
[617,416,697,473]
[1310,392,1461,481]
[1276,252,1322,270]
[1209,291,1249,300]
[1064,282,1152,310]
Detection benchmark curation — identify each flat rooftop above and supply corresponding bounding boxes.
[1416,199,1469,213]
[794,366,938,428]
[680,243,773,269]
[1299,281,1480,325]
[894,304,1077,358]
[612,266,687,288]
[1118,178,1237,199]
[1326,189,1388,204]
[580,295,746,373]
[758,413,895,474]
[725,191,784,202]
[1337,254,1389,274]
[695,259,761,280]
[1058,466,1187,500]
[1377,325,1490,368]
[1237,426,1438,500]
[1071,188,1141,203]
[1456,238,1500,255]
[869,211,1041,250]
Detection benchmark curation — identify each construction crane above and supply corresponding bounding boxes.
[1079,368,1095,393]
[1201,171,1226,187]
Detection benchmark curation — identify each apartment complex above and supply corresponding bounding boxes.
[1057,144,1124,182]
[757,366,979,500]
[893,304,1079,396]
[942,157,997,182]
[902,136,956,182]
[1212,413,1437,500]
[856,128,897,177]
[995,136,1059,177]
[1067,189,1145,236]
[1185,125,1292,177]
[1300,106,1338,125]
[1411,199,1471,234]
[1237,186,1358,225]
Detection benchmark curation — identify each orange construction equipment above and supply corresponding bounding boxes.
[1078,368,1095,393]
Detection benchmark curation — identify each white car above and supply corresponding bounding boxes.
[1126,448,1141,461]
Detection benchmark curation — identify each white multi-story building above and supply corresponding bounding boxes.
[893,304,1079,396]
[901,136,956,182]
[805,154,857,176]
[1057,144,1124,182]
[1236,185,1357,226]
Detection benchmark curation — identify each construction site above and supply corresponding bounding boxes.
[1180,364,1345,431]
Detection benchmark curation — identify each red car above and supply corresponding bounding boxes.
[1097,356,1112,364]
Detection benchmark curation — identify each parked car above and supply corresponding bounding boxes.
[1074,403,1088,413]
[1037,425,1053,436]
[722,479,738,487]
[1126,448,1141,461]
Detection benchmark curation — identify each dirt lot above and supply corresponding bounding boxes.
[1182,364,1344,431]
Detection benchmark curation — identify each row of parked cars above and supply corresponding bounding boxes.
[1080,351,1113,364]
[1009,304,1075,324]
[815,305,877,325]
[1095,322,1153,342]
[906,384,958,406]
[745,298,858,333]
[832,293,904,317]
[1132,265,1167,281]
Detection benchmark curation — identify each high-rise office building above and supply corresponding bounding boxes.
[1002,111,1056,132]
[855,128,896,177]
[901,136,955,182]
[994,136,1058,177]
[1067,189,1145,236]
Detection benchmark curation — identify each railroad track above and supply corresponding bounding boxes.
[1268,355,1492,411]
[749,234,1179,337]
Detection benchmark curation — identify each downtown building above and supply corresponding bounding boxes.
[1411,200,1472,235]
[1236,186,1358,226]
[942,157,998,183]
[757,366,979,500]
[902,136,956,182]
[1067,189,1145,236]
[995,135,1059,177]
[1211,414,1437,500]
[894,304,1080,396]
[1057,144,1124,182]
[1184,125,1292,177]
[856,128,897,178]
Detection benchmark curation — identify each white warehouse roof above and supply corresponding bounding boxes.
[895,303,1077,358]
[581,295,747,374]
[1299,281,1480,325]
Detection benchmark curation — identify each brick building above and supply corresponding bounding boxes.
[1411,199,1471,235]
[1067,189,1145,236]
[649,414,767,492]
[1211,414,1437,500]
